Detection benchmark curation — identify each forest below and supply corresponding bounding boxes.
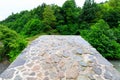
[0,0,120,62]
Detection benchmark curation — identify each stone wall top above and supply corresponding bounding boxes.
[0,35,120,80]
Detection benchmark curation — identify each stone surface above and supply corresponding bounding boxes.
[0,35,120,80]
[77,75,90,80]
[92,65,102,75]
[14,75,22,80]
[9,57,26,68]
[0,69,15,79]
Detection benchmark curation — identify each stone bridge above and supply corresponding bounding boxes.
[0,35,120,80]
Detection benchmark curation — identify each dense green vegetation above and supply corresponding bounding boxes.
[0,25,27,62]
[0,0,120,61]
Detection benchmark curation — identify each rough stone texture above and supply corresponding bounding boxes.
[0,35,120,80]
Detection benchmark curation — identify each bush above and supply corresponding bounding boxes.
[22,19,44,37]
[81,19,120,59]
[0,42,4,61]
[57,24,79,35]
[112,27,120,43]
[0,25,27,62]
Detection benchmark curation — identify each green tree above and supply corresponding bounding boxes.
[62,0,80,23]
[32,3,46,20]
[81,19,120,59]
[80,0,100,23]
[22,19,44,37]
[1,10,33,33]
[51,4,65,25]
[108,0,120,10]
[101,0,120,28]
[112,23,120,43]
[43,5,56,28]
[0,25,27,61]
[57,24,79,35]
[103,9,120,28]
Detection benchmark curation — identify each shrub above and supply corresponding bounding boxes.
[57,24,79,35]
[81,19,120,59]
[0,25,27,62]
[22,19,44,37]
[0,42,4,61]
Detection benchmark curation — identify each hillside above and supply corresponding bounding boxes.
[0,0,120,61]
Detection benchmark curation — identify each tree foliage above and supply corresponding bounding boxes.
[22,19,44,37]
[43,5,56,28]
[81,19,120,59]
[80,0,100,23]
[0,25,27,61]
[62,0,80,23]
